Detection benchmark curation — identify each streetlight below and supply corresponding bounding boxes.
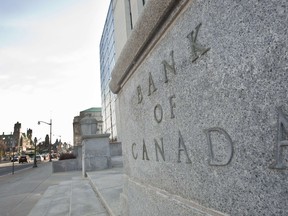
[11,138,15,175]
[38,119,52,162]
[33,137,38,168]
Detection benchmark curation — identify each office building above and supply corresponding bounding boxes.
[99,0,146,141]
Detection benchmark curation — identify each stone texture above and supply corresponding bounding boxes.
[109,0,189,94]
[109,142,122,156]
[126,177,225,216]
[28,178,108,216]
[110,0,288,215]
[80,115,98,136]
[73,145,83,170]
[82,134,111,176]
[52,159,79,173]
[87,167,124,216]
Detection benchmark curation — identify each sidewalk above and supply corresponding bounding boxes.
[87,167,124,216]
[28,156,124,216]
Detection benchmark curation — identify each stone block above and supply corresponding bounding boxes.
[82,134,111,176]
[109,142,122,156]
[52,159,79,173]
[110,0,288,215]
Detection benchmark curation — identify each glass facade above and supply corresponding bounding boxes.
[100,2,117,141]
[99,0,146,142]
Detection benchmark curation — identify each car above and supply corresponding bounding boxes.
[19,155,28,163]
[35,155,43,162]
[1,156,9,161]
[30,155,43,162]
[11,156,18,162]
[19,155,33,163]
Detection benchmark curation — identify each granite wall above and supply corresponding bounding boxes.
[110,142,122,156]
[82,134,111,176]
[52,159,79,173]
[109,0,287,215]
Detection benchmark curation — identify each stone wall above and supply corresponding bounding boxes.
[52,159,79,173]
[109,0,288,215]
[53,139,120,174]
[73,145,82,170]
[82,134,111,176]
[109,142,122,156]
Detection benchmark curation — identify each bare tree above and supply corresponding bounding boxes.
[0,139,7,159]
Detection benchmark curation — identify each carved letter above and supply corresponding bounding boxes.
[162,51,176,83]
[154,104,163,123]
[177,130,192,164]
[204,127,233,166]
[187,23,210,63]
[270,107,288,169]
[155,138,165,161]
[142,139,149,160]
[137,85,143,104]
[148,72,157,96]
[132,143,138,160]
[169,95,176,119]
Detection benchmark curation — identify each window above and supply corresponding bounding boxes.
[128,0,133,29]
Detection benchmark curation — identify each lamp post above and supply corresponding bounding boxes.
[12,138,15,175]
[33,137,38,168]
[38,119,52,162]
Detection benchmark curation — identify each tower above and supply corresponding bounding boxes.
[13,122,21,154]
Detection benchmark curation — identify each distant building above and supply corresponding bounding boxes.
[0,122,33,156]
[0,132,14,153]
[99,0,146,141]
[73,107,103,146]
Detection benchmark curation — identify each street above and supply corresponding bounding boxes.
[0,162,33,177]
[0,162,79,216]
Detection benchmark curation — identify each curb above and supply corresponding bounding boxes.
[86,172,115,216]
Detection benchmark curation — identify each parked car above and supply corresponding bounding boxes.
[11,156,18,162]
[1,156,9,161]
[19,155,32,163]
[19,155,28,163]
[35,155,43,162]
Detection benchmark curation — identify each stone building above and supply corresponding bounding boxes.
[109,0,288,215]
[0,122,33,156]
[73,107,103,146]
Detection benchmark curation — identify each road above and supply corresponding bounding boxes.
[0,161,80,216]
[0,162,33,176]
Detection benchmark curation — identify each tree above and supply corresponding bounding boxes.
[0,139,7,159]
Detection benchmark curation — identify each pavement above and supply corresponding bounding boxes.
[27,156,124,216]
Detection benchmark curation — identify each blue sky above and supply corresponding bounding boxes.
[0,0,79,46]
[0,0,110,144]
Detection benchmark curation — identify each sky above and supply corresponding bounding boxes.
[0,0,110,144]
